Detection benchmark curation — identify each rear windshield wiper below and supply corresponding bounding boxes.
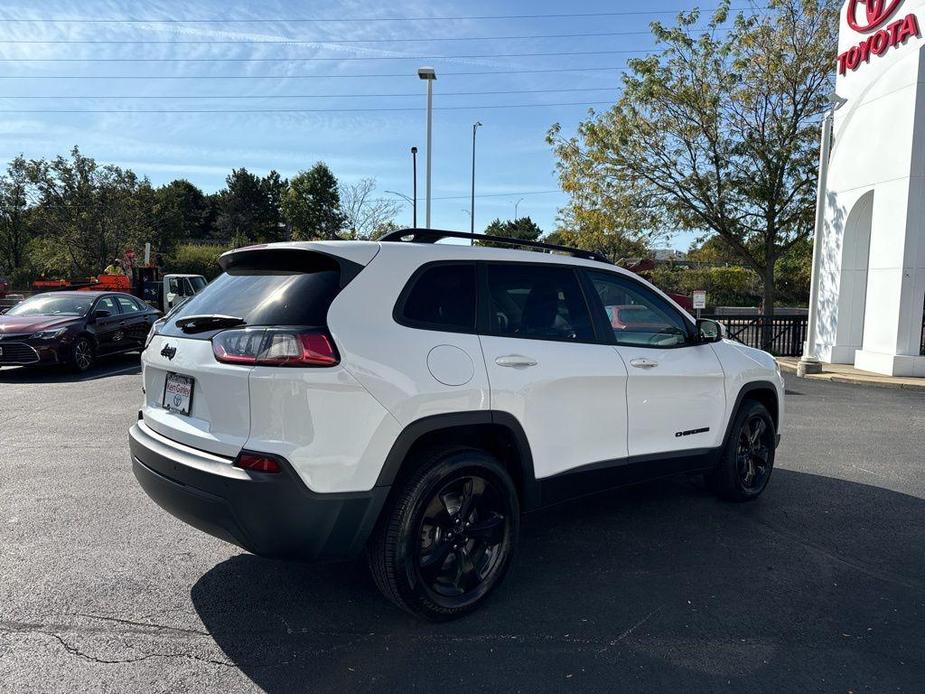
[175,314,246,334]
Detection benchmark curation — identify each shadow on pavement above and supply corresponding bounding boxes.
[191,470,925,693]
[0,353,140,384]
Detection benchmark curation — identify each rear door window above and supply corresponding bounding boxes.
[116,296,142,313]
[484,263,594,342]
[396,263,477,332]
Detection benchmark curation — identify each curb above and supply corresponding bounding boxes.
[776,359,925,392]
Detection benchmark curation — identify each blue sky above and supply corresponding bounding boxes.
[0,0,722,248]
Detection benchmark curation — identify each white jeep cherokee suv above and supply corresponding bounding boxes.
[130,229,784,620]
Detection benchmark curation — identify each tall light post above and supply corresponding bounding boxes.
[411,146,418,228]
[470,121,482,238]
[418,66,436,229]
[514,197,524,220]
[799,93,847,377]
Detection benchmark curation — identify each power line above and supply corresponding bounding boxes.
[0,49,650,63]
[0,87,618,99]
[0,100,615,114]
[432,190,562,201]
[0,8,762,23]
[0,29,706,44]
[389,190,564,202]
[0,66,631,79]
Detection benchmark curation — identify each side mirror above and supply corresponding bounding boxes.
[166,292,176,308]
[94,309,113,319]
[696,319,724,344]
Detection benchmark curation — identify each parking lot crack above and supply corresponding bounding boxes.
[0,624,234,668]
[72,612,212,637]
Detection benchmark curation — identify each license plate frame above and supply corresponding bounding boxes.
[162,372,195,416]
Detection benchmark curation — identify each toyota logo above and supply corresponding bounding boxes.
[847,0,904,32]
[160,344,177,360]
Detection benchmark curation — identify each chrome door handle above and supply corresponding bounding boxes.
[496,355,538,368]
[630,358,659,369]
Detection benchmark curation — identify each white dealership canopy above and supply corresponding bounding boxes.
[812,0,925,376]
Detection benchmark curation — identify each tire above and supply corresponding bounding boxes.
[707,400,776,502]
[367,447,520,621]
[70,336,95,373]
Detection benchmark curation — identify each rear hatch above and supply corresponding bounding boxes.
[141,243,376,457]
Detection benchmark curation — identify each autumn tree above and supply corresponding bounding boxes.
[548,0,839,313]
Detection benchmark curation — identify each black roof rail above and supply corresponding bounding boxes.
[379,228,611,264]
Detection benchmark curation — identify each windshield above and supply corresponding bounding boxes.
[6,294,92,317]
[189,276,207,292]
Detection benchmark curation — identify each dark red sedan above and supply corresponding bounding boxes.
[0,291,160,372]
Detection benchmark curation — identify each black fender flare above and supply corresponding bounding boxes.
[374,410,540,510]
[720,380,780,452]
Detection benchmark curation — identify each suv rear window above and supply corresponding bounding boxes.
[160,267,341,339]
[397,263,477,332]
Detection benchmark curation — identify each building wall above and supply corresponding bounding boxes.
[816,0,925,376]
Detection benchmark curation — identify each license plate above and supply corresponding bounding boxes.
[163,373,194,415]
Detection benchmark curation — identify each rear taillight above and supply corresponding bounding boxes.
[234,452,282,474]
[212,328,339,367]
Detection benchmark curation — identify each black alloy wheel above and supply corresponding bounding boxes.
[71,337,94,373]
[416,474,508,602]
[736,413,773,492]
[707,400,776,502]
[368,448,519,620]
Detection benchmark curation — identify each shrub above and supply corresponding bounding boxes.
[169,243,230,280]
[647,265,761,307]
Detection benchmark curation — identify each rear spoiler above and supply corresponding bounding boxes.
[219,245,369,288]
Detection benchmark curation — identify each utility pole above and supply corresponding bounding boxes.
[418,67,436,229]
[470,121,482,239]
[411,146,418,228]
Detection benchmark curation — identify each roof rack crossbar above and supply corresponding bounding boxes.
[379,228,611,264]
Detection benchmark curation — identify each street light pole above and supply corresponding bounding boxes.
[514,197,524,220]
[411,146,418,228]
[417,67,436,229]
[799,95,845,377]
[470,121,482,239]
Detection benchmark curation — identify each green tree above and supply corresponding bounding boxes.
[481,217,544,247]
[153,179,212,246]
[548,0,838,314]
[261,170,288,242]
[29,147,149,275]
[282,162,346,241]
[0,156,38,273]
[215,168,285,245]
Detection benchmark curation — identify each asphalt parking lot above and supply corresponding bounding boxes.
[1,360,923,694]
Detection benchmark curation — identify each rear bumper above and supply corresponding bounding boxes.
[129,421,389,561]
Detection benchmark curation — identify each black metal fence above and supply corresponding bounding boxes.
[704,314,808,357]
[921,316,925,356]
